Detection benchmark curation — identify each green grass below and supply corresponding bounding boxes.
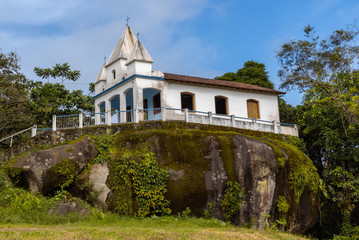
[0,216,309,240]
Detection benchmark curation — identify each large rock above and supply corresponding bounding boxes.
[10,137,97,194]
[5,126,319,234]
[109,130,320,233]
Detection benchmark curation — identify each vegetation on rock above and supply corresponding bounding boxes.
[107,147,171,217]
[220,181,245,222]
[42,159,79,195]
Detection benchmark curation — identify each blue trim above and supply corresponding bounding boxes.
[57,114,79,118]
[93,74,165,100]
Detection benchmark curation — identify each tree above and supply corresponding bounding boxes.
[34,63,80,84]
[215,61,297,123]
[278,98,298,124]
[216,60,275,89]
[0,50,33,139]
[89,82,95,94]
[277,25,359,238]
[30,82,94,127]
[277,25,359,125]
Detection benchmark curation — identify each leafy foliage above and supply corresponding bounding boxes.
[177,207,192,219]
[34,63,80,84]
[278,97,298,124]
[203,202,216,219]
[29,82,94,127]
[276,195,289,227]
[108,149,171,217]
[277,24,359,238]
[93,135,111,164]
[216,60,275,89]
[0,169,89,224]
[277,25,359,125]
[42,159,79,195]
[324,167,359,220]
[271,139,320,202]
[0,50,33,140]
[220,181,245,222]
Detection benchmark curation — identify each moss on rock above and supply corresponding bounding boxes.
[42,159,79,195]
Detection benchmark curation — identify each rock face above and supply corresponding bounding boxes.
[109,129,319,233]
[5,124,320,234]
[146,134,279,229]
[10,137,97,194]
[89,163,111,208]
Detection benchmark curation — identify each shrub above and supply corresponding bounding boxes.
[108,149,171,217]
[220,181,245,222]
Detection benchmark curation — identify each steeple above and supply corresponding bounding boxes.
[105,26,137,66]
[95,64,106,84]
[125,39,154,66]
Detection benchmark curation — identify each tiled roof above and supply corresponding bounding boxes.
[164,73,285,94]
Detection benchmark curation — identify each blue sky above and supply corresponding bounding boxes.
[1,0,359,105]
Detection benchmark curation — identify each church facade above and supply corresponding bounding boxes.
[93,26,284,127]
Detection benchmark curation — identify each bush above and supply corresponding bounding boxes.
[220,181,245,222]
[108,149,171,217]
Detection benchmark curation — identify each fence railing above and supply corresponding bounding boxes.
[0,125,37,147]
[52,108,298,137]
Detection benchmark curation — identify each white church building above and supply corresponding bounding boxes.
[93,26,297,136]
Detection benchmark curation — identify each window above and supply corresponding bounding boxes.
[112,69,116,79]
[215,96,228,115]
[153,93,161,114]
[181,93,195,110]
[247,99,260,119]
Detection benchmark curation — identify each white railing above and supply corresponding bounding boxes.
[53,108,298,137]
[0,125,37,147]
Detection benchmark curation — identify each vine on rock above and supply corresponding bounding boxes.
[108,149,171,217]
[220,181,245,222]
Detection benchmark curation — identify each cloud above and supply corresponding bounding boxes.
[0,0,78,25]
[0,0,222,93]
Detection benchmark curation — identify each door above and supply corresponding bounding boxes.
[247,100,260,119]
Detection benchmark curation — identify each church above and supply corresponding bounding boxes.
[93,26,295,135]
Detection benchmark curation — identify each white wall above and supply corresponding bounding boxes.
[127,61,152,76]
[165,82,280,121]
[105,59,127,85]
[94,77,280,122]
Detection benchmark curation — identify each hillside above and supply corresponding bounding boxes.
[0,121,320,234]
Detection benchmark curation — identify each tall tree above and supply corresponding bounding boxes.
[34,63,80,84]
[216,60,275,89]
[0,50,33,139]
[277,25,359,238]
[277,25,359,125]
[30,82,94,127]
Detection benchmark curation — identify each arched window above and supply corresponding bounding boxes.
[247,99,260,119]
[215,96,228,115]
[112,69,116,79]
[181,92,195,111]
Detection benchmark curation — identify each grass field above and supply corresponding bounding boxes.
[0,216,308,240]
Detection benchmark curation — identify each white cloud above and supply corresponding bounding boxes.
[0,0,222,93]
[0,0,78,25]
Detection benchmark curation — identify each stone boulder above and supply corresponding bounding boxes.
[10,137,97,194]
[107,129,320,233]
[71,162,111,208]
[49,198,89,215]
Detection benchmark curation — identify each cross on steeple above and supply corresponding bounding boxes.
[126,16,130,26]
